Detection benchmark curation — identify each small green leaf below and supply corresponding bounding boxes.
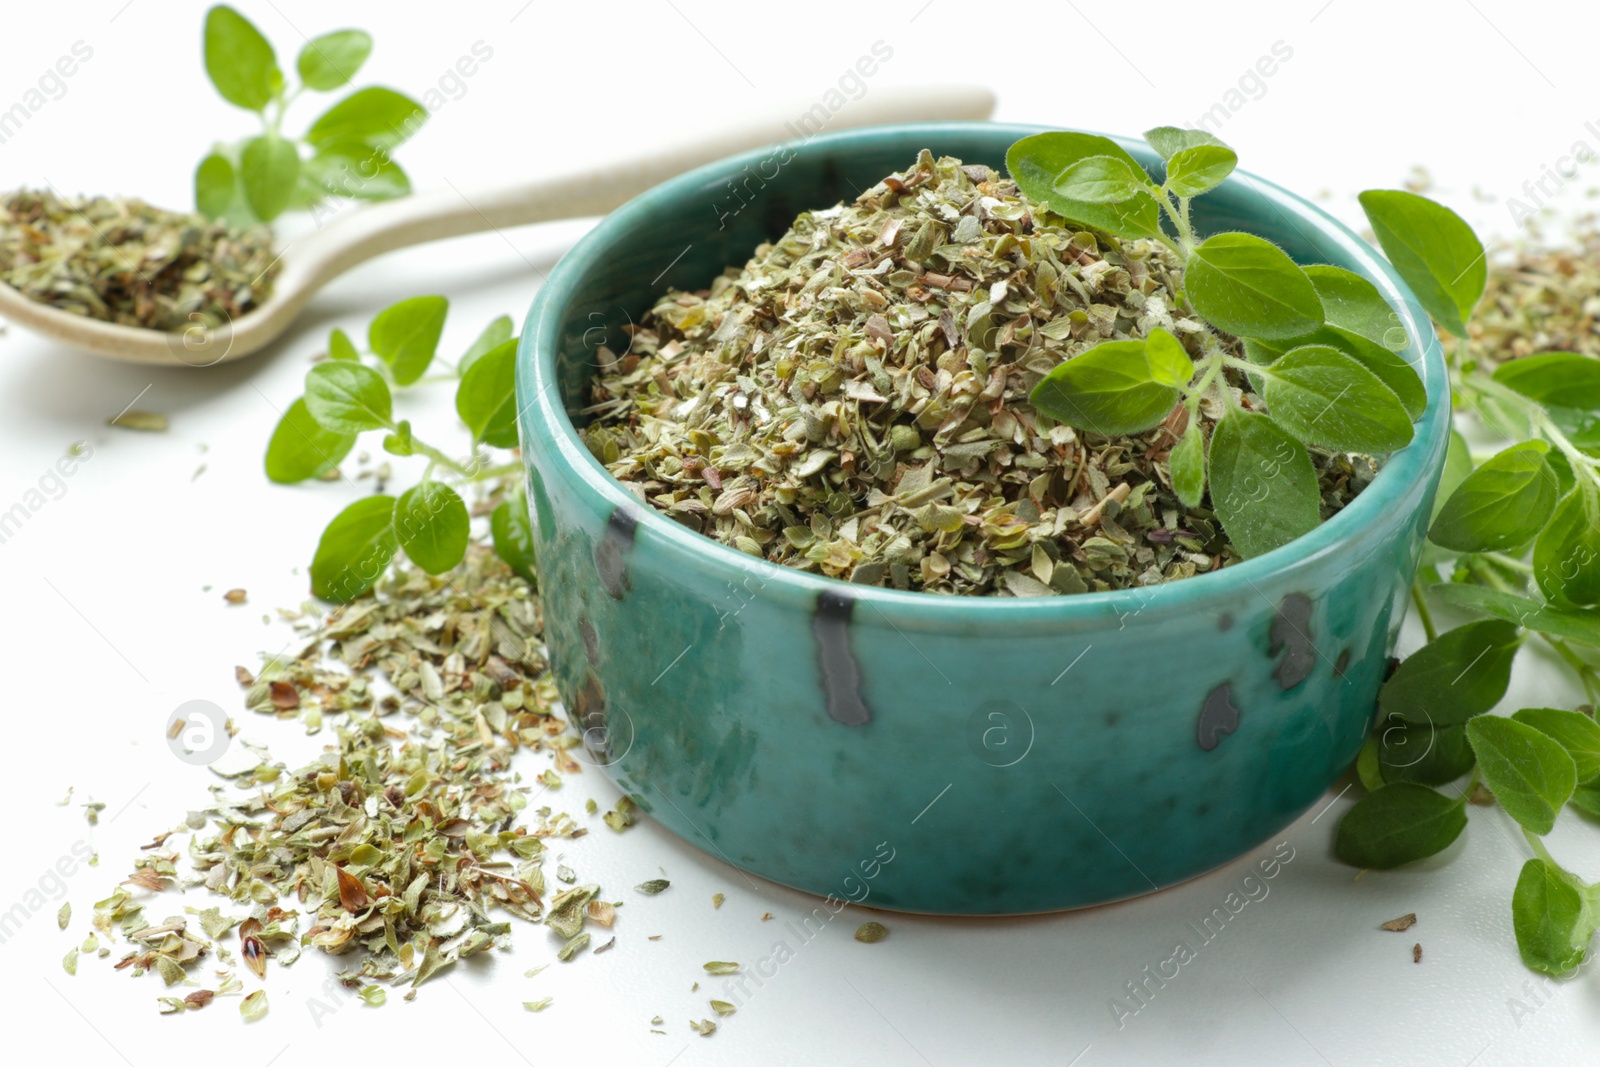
[306,86,427,150]
[1164,144,1236,197]
[1358,189,1486,338]
[1572,781,1600,819]
[1301,265,1411,352]
[1378,716,1476,786]
[1535,489,1600,606]
[265,397,356,484]
[1145,327,1194,385]
[194,152,236,218]
[1334,782,1467,869]
[1247,327,1425,422]
[1052,154,1152,204]
[382,419,415,457]
[1185,233,1323,340]
[304,362,393,433]
[240,135,300,222]
[1513,708,1600,783]
[296,29,372,91]
[1467,715,1578,835]
[1379,619,1519,727]
[1429,440,1557,552]
[1512,858,1599,977]
[394,482,469,575]
[492,492,537,584]
[303,141,412,202]
[1256,344,1414,452]
[359,985,386,1007]
[1494,352,1600,413]
[310,495,397,602]
[1436,584,1600,646]
[1030,338,1183,436]
[1356,734,1385,793]
[460,315,515,375]
[203,5,280,112]
[455,338,519,448]
[1143,126,1226,161]
[328,327,359,361]
[1169,422,1205,508]
[369,295,448,385]
[1005,133,1164,241]
[1205,408,1320,559]
[1434,429,1473,521]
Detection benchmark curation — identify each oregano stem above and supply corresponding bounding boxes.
[1410,582,1439,642]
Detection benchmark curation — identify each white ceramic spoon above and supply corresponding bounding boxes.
[0,86,996,367]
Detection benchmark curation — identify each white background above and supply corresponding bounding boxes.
[2,2,1598,1065]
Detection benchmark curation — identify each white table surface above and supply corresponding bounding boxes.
[3,2,1597,1064]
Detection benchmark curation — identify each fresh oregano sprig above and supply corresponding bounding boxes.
[196,4,424,224]
[264,297,535,601]
[1321,189,1600,978]
[1006,127,1424,559]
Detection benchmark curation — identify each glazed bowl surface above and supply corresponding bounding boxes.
[517,122,1450,914]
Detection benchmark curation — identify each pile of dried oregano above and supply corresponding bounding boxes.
[582,151,1371,596]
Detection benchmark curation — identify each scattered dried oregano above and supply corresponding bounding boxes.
[78,545,627,1011]
[583,150,1369,596]
[0,189,279,331]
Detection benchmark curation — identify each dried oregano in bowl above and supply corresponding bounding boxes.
[581,145,1394,596]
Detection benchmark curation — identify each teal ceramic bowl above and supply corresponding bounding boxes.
[517,122,1450,914]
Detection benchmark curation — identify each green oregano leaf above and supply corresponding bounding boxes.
[1493,351,1600,412]
[1511,858,1599,977]
[1184,232,1323,340]
[1246,327,1425,421]
[1429,440,1557,552]
[1164,144,1236,197]
[1205,408,1319,558]
[1052,155,1152,204]
[203,5,281,112]
[1301,265,1411,353]
[1513,708,1600,784]
[328,327,360,361]
[1358,189,1486,338]
[394,482,469,575]
[1030,337,1184,436]
[1334,782,1467,869]
[455,338,519,448]
[1378,619,1519,727]
[491,490,537,584]
[194,152,236,218]
[369,295,448,386]
[305,86,427,151]
[1436,585,1600,647]
[296,29,373,92]
[1005,132,1165,241]
[1378,717,1476,786]
[304,361,393,433]
[1168,421,1206,508]
[1533,489,1600,607]
[310,495,397,602]
[459,315,515,375]
[265,397,356,484]
[1466,715,1578,836]
[1255,344,1414,452]
[240,134,300,223]
[1143,126,1225,161]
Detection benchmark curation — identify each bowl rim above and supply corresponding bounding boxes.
[519,120,1451,620]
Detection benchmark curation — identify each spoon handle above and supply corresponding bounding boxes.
[280,85,996,294]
